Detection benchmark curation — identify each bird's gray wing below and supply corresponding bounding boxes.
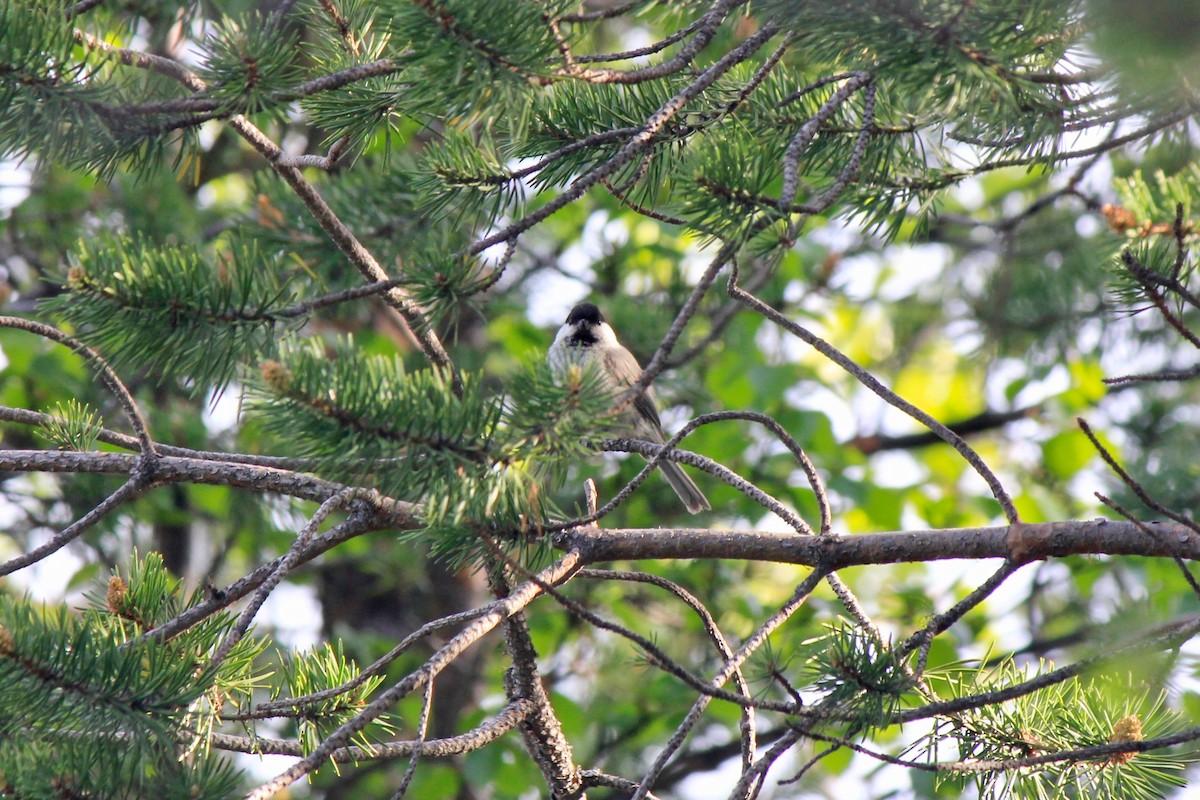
[602,346,666,439]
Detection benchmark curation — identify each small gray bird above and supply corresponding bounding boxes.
[548,301,710,514]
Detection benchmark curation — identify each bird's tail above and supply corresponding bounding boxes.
[659,460,710,514]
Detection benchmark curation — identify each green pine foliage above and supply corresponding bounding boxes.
[926,663,1191,800]
[248,338,614,560]
[378,0,568,120]
[794,625,916,726]
[416,127,524,222]
[37,398,103,451]
[763,0,1090,136]
[0,552,263,799]
[42,234,301,392]
[1107,167,1200,302]
[275,641,391,757]
[196,13,305,117]
[298,0,409,154]
[0,2,176,177]
[3,0,1200,797]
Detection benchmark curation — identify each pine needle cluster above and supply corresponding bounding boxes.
[249,339,615,562]
[43,234,301,392]
[0,553,262,798]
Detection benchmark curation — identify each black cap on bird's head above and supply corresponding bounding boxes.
[565,302,604,327]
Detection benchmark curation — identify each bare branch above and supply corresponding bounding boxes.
[631,570,827,800]
[243,551,584,800]
[0,449,406,510]
[492,564,584,800]
[0,316,155,454]
[0,470,150,577]
[556,519,1200,568]
[1095,493,1200,602]
[726,263,1020,523]
[212,699,535,760]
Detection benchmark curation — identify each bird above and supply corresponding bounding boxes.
[548,301,710,514]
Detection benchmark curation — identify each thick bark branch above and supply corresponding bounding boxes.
[0,450,412,522]
[556,519,1200,567]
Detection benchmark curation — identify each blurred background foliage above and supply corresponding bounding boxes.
[2,0,1200,797]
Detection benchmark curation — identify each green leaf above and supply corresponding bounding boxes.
[1042,429,1096,480]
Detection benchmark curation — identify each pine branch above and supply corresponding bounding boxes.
[243,551,584,799]
[563,0,747,84]
[212,698,535,760]
[555,519,1200,568]
[0,449,416,523]
[467,20,779,256]
[0,316,154,453]
[0,406,315,470]
[69,27,462,390]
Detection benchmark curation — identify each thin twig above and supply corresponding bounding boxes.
[240,606,490,720]
[0,471,150,577]
[1078,417,1200,534]
[242,551,584,800]
[901,560,1022,670]
[1122,252,1200,350]
[892,613,1200,725]
[597,437,814,534]
[571,18,704,64]
[0,317,155,455]
[65,0,106,18]
[213,699,534,760]
[779,73,873,212]
[484,540,759,712]
[630,569,827,800]
[580,770,662,799]
[141,505,387,644]
[725,262,1020,523]
[229,117,463,394]
[561,0,651,23]
[207,489,362,673]
[0,405,316,470]
[389,681,433,800]
[661,263,773,369]
[582,568,758,772]
[1095,492,1200,602]
[1105,364,1200,385]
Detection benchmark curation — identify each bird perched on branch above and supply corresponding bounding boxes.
[548,301,710,514]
